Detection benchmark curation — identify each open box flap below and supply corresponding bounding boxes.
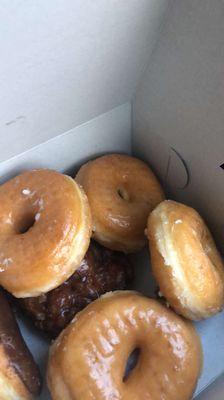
[0,0,168,162]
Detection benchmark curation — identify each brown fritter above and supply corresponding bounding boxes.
[18,241,133,337]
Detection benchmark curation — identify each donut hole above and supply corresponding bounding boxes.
[123,347,141,382]
[117,188,130,202]
[17,214,36,234]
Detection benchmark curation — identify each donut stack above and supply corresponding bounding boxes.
[0,154,223,400]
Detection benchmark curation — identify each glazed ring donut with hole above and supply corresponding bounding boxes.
[76,154,165,253]
[147,200,224,320]
[0,169,92,298]
[47,291,202,400]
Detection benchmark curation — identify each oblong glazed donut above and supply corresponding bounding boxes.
[18,240,133,337]
[0,169,92,298]
[76,154,164,253]
[47,291,202,400]
[147,200,224,320]
[0,289,41,400]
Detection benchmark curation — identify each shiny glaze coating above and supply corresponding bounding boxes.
[0,289,41,400]
[18,241,133,337]
[47,291,202,400]
[0,169,92,297]
[76,154,164,253]
[147,200,224,320]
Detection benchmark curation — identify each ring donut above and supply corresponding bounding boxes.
[76,154,164,253]
[47,291,202,400]
[147,200,224,320]
[0,169,92,298]
[0,289,41,400]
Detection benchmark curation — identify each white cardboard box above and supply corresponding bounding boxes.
[0,1,223,399]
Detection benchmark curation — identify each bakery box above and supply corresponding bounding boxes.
[0,1,223,399]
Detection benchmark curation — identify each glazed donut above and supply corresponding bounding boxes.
[76,154,164,253]
[47,291,202,400]
[0,289,41,400]
[147,200,224,320]
[18,240,133,337]
[0,169,92,298]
